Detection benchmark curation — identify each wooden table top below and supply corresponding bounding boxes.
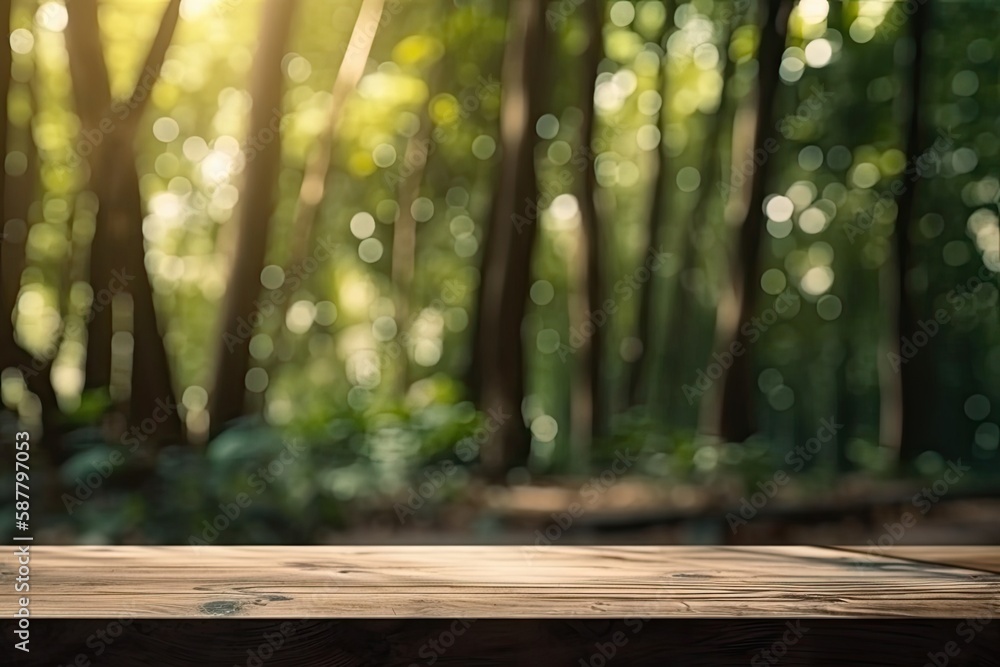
[5,545,999,618]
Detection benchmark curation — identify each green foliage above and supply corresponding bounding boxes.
[3,0,1000,544]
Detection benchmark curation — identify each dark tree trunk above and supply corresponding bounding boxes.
[1,0,16,356]
[391,99,436,395]
[835,275,861,472]
[885,0,931,466]
[1,82,31,317]
[663,22,739,420]
[118,0,182,441]
[65,0,183,442]
[209,0,300,435]
[65,0,114,391]
[626,24,670,409]
[472,0,547,477]
[116,140,183,441]
[568,0,606,465]
[702,0,793,441]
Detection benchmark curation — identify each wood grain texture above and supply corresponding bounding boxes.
[4,546,999,619]
[835,546,1000,574]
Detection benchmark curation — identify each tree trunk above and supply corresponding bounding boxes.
[626,23,670,408]
[472,0,547,478]
[117,0,182,440]
[884,0,931,466]
[263,0,386,397]
[701,0,793,441]
[2,84,38,319]
[1,2,67,452]
[65,0,183,441]
[568,0,606,470]
[391,94,436,395]
[64,0,114,391]
[664,22,739,419]
[836,275,860,472]
[1,0,15,368]
[209,0,300,435]
[281,0,385,294]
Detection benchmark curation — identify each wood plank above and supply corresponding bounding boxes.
[10,619,1000,667]
[835,546,1000,574]
[3,546,998,618]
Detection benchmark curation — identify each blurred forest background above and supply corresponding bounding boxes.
[1,0,999,545]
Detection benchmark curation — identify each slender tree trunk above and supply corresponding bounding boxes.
[2,87,36,314]
[63,0,112,125]
[65,0,114,391]
[663,23,738,418]
[626,24,670,408]
[209,0,300,435]
[568,0,605,469]
[391,94,436,394]
[117,0,183,440]
[701,0,793,441]
[1,0,15,321]
[836,275,860,472]
[281,0,385,288]
[117,0,182,440]
[472,0,547,477]
[267,0,386,388]
[884,0,931,466]
[117,145,182,440]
